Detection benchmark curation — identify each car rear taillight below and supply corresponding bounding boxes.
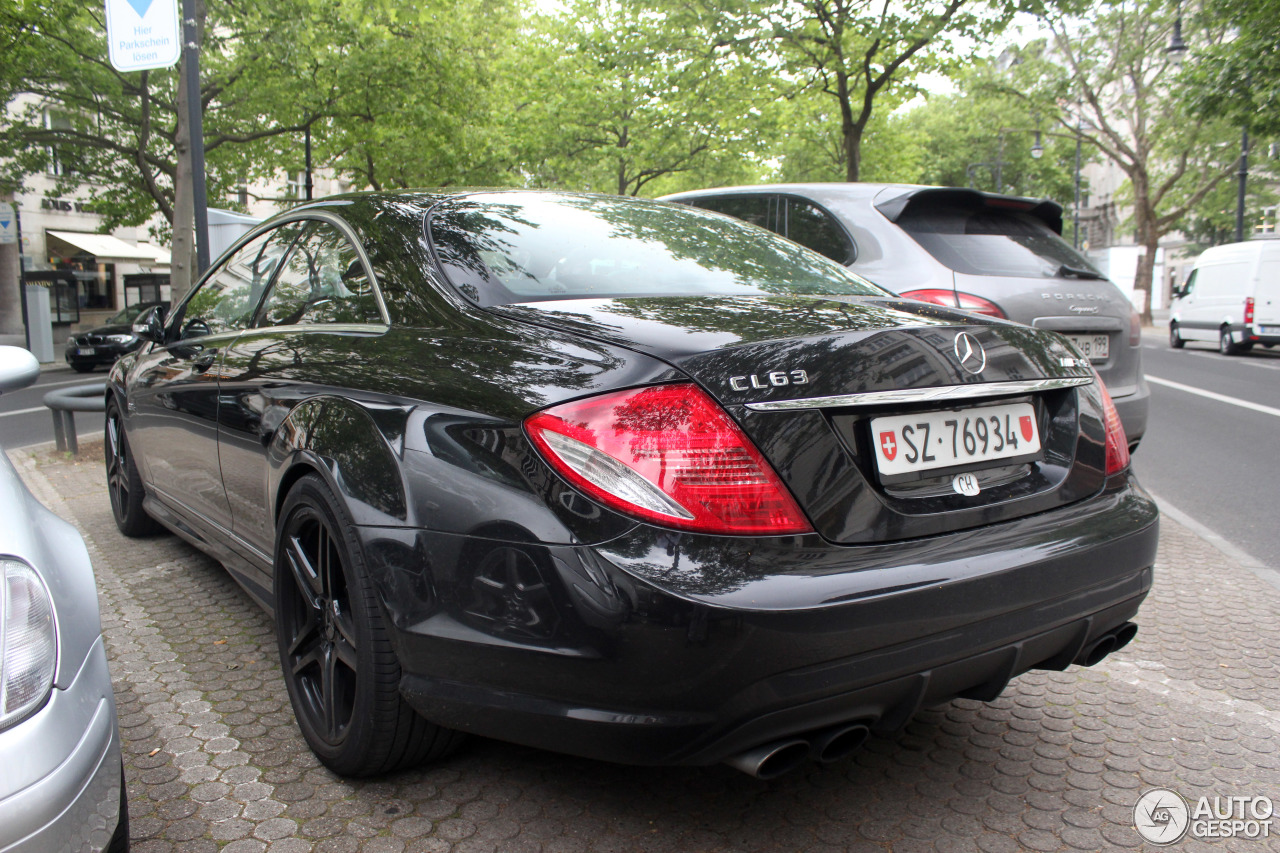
[900,288,1007,319]
[1245,297,1255,325]
[524,384,813,535]
[1095,372,1130,476]
[1129,309,1141,346]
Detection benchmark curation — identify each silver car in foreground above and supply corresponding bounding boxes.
[0,346,127,852]
[661,183,1150,450]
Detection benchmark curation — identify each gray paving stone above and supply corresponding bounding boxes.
[11,440,1280,851]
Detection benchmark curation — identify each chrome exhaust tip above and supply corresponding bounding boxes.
[724,739,811,779]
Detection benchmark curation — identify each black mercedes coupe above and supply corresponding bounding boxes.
[106,190,1158,780]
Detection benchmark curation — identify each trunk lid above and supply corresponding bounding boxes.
[495,295,1107,544]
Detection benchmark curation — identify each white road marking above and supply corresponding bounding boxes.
[1147,375,1280,417]
[0,405,49,419]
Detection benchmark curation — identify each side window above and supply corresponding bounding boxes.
[1182,269,1197,296]
[177,226,298,339]
[784,199,855,264]
[257,222,382,327]
[689,195,776,232]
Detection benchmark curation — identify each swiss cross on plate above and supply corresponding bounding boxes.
[879,430,897,461]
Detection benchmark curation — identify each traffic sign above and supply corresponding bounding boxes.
[105,0,180,72]
[0,202,15,245]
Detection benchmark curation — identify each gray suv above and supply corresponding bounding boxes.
[661,183,1149,449]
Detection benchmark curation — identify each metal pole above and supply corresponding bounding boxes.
[305,126,313,201]
[181,0,210,276]
[995,131,1005,193]
[1073,125,1082,249]
[1235,128,1249,243]
[14,204,29,350]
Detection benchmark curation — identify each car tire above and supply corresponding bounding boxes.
[105,399,163,537]
[1169,323,1185,349]
[105,762,128,853]
[71,363,96,373]
[274,473,464,777]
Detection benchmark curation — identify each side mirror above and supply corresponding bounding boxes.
[0,346,40,393]
[132,304,168,344]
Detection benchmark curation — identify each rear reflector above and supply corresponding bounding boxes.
[1095,371,1130,475]
[1129,309,1141,347]
[900,288,1007,319]
[1245,296,1255,325]
[525,384,813,535]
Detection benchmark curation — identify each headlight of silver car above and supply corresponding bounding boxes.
[0,558,57,733]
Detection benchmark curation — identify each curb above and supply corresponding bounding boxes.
[1151,490,1280,592]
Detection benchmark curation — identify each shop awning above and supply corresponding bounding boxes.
[46,230,167,261]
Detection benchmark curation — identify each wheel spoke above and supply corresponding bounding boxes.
[287,609,321,657]
[322,645,339,740]
[332,601,358,651]
[291,642,322,678]
[285,534,324,612]
[332,632,358,672]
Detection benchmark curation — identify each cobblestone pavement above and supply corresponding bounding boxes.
[11,439,1280,853]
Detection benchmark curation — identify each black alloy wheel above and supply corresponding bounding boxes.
[105,399,162,537]
[274,474,462,776]
[1169,323,1185,349]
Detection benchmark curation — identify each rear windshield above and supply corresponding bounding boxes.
[897,205,1102,279]
[428,192,888,307]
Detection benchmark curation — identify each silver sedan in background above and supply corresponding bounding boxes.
[0,346,127,852]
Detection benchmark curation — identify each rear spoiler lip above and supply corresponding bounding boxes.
[873,187,1066,236]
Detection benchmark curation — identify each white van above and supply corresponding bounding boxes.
[1170,240,1280,354]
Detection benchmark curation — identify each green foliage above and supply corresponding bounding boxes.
[511,0,775,196]
[1182,0,1280,136]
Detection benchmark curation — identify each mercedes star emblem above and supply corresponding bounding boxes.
[954,332,986,375]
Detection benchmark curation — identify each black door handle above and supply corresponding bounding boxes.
[192,349,219,372]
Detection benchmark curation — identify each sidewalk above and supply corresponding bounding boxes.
[9,441,1280,852]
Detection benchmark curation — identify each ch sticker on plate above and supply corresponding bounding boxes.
[871,401,1041,478]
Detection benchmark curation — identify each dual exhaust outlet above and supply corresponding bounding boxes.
[726,621,1140,779]
[724,722,872,780]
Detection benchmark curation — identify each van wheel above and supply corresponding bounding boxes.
[1169,323,1185,349]
[1220,327,1242,356]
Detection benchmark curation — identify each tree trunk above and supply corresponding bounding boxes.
[844,127,861,182]
[1131,236,1158,328]
[0,193,23,340]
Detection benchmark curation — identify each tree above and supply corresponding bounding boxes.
[515,0,772,196]
[1038,1,1240,322]
[1182,0,1280,136]
[751,0,1017,182]
[0,0,511,300]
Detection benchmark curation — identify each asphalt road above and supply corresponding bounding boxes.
[1134,331,1280,569]
[0,365,106,449]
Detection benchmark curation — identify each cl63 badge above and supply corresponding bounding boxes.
[729,370,810,391]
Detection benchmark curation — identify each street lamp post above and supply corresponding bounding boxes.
[1236,129,1248,242]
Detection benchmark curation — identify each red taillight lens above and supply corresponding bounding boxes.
[524,384,813,535]
[900,288,1007,319]
[1095,372,1130,476]
[1245,297,1255,325]
[1129,309,1141,346]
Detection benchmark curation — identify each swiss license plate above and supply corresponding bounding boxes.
[76,347,96,356]
[871,401,1041,478]
[1066,333,1109,361]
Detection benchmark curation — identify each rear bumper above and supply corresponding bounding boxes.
[1109,375,1150,447]
[383,480,1158,766]
[0,637,122,852]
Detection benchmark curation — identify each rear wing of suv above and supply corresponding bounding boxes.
[873,187,1065,236]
